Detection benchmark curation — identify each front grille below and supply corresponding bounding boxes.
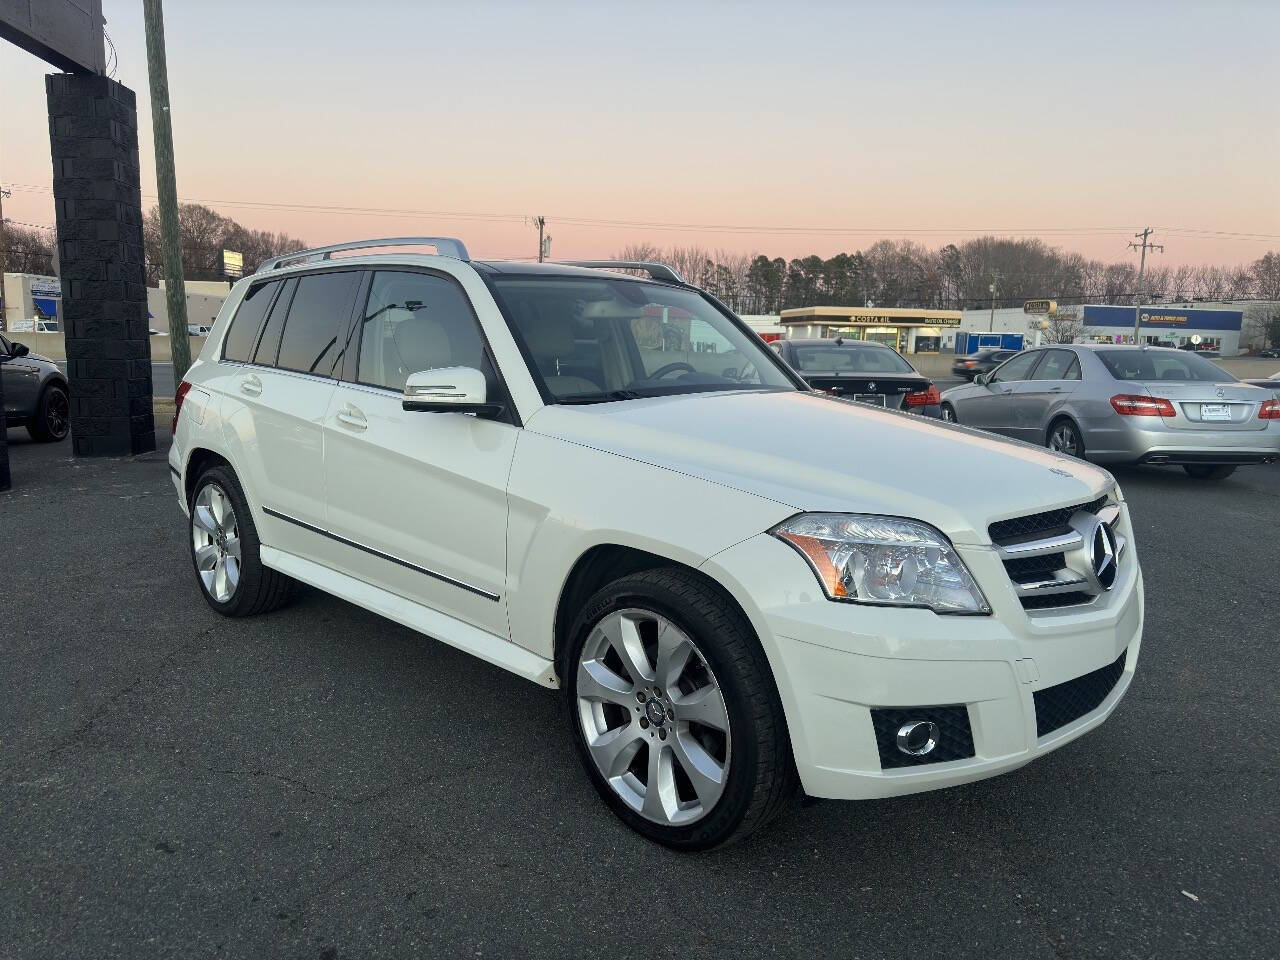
[989,495,1108,543]
[1033,651,1127,737]
[1003,552,1067,582]
[1019,591,1095,611]
[990,495,1112,612]
[870,705,975,769]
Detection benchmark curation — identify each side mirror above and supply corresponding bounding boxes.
[402,366,502,417]
[974,372,989,386]
[9,340,30,357]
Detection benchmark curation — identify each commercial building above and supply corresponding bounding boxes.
[779,306,963,353]
[958,303,1246,355]
[0,272,62,332]
[147,279,231,336]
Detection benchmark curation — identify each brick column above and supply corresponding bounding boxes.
[46,74,154,457]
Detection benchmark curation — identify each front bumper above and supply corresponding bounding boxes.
[701,529,1143,801]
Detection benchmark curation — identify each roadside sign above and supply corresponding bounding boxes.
[222,250,244,278]
[1191,334,1202,344]
[1024,300,1057,315]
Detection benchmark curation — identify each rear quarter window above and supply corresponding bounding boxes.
[221,281,279,363]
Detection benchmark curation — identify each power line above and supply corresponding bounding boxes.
[5,180,1278,243]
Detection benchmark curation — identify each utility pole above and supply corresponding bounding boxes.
[0,183,9,491]
[988,272,1000,332]
[1128,228,1164,345]
[534,216,546,262]
[142,0,192,385]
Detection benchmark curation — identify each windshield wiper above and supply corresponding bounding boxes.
[555,389,647,405]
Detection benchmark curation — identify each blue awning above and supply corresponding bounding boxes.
[33,297,60,317]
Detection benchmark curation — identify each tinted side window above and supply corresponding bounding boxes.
[1031,349,1077,380]
[221,281,279,363]
[252,278,295,366]
[356,271,491,391]
[991,351,1040,382]
[276,271,361,377]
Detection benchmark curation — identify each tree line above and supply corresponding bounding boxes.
[615,239,1280,317]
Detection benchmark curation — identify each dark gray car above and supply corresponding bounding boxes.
[1,333,70,442]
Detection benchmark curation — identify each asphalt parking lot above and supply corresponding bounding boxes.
[2,429,1277,959]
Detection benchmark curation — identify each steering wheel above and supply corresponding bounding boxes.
[648,361,697,380]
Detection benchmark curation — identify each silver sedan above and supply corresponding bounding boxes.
[939,344,1280,480]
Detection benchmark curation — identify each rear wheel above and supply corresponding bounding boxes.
[1183,464,1237,480]
[1047,418,1084,458]
[940,402,958,423]
[565,568,797,850]
[27,384,70,442]
[189,465,294,616]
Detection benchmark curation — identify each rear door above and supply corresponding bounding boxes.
[966,350,1042,432]
[220,269,362,561]
[322,268,518,638]
[1010,349,1081,442]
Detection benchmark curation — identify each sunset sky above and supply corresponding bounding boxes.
[1,0,1277,265]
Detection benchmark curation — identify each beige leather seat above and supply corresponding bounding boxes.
[387,309,452,389]
[522,312,601,396]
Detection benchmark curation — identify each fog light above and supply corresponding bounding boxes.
[895,720,939,756]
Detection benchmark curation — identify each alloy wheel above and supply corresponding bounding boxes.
[192,483,242,603]
[1050,423,1080,457]
[47,390,70,439]
[576,608,731,827]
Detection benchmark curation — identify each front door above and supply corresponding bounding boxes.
[1,336,41,423]
[322,269,517,638]
[965,350,1042,432]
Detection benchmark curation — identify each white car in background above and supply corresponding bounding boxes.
[169,238,1143,849]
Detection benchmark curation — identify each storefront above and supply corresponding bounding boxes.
[1080,305,1243,354]
[778,306,963,354]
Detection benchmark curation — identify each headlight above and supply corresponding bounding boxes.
[772,514,990,615]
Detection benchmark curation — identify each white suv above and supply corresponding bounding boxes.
[169,238,1144,849]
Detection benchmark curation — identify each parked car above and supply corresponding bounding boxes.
[1244,369,1280,397]
[952,347,1017,381]
[771,337,940,416]
[0,333,71,442]
[170,239,1143,849]
[939,345,1280,480]
[1257,348,1280,359]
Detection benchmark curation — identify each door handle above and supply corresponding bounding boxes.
[1048,386,1065,393]
[336,404,367,430]
[239,374,262,396]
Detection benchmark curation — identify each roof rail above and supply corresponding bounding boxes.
[557,260,685,284]
[255,237,469,274]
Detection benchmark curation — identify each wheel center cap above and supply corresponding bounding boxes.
[645,699,667,726]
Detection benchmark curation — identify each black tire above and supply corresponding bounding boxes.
[564,567,798,850]
[1047,417,1085,459]
[189,465,294,616]
[940,402,958,423]
[27,383,70,442]
[1183,464,1237,480]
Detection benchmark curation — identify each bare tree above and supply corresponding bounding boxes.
[1,225,55,274]
[1042,310,1084,344]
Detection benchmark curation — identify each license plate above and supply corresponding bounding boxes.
[855,394,886,407]
[1200,403,1232,422]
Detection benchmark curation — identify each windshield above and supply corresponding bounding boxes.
[791,344,914,374]
[1097,349,1230,382]
[489,276,797,402]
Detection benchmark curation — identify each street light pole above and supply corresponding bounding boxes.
[142,0,192,386]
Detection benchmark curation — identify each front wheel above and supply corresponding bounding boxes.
[27,384,70,442]
[1183,464,1237,480]
[565,568,797,850]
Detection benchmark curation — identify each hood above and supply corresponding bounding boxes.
[527,390,1113,545]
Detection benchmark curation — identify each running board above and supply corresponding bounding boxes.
[260,546,559,688]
